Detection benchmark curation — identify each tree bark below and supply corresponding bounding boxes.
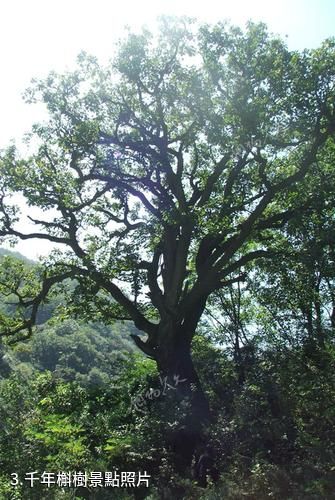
[154,320,211,471]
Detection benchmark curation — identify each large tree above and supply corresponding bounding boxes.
[0,18,334,435]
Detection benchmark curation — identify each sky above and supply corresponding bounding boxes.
[0,0,334,258]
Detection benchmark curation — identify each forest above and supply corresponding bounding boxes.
[0,17,334,499]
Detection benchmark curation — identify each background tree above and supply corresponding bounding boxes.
[0,18,334,452]
[205,139,335,378]
[251,146,335,352]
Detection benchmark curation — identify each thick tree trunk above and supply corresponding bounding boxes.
[154,321,211,471]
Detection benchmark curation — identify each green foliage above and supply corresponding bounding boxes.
[0,334,335,498]
[0,17,334,499]
[22,319,135,385]
[0,18,334,372]
[25,413,88,469]
[0,249,137,387]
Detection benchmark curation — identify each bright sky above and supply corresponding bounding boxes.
[0,0,334,258]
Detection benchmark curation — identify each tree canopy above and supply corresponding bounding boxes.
[0,18,334,434]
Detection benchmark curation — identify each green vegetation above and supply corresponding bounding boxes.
[0,16,334,499]
[0,333,334,498]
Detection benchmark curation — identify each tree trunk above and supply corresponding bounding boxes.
[154,320,211,471]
